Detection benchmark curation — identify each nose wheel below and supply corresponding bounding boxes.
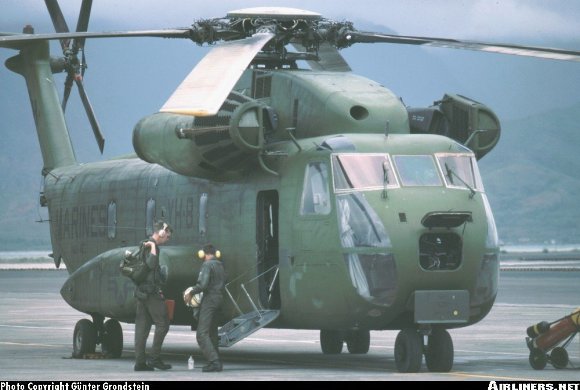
[320,329,371,355]
[394,327,454,373]
[425,328,454,372]
[394,328,423,372]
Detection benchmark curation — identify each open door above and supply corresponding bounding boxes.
[256,190,280,309]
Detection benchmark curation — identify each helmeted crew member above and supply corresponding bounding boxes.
[188,243,226,372]
[133,220,173,371]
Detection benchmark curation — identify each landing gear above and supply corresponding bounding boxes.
[425,328,454,372]
[346,330,370,354]
[394,328,423,372]
[73,319,97,358]
[102,319,123,358]
[320,330,344,354]
[394,327,455,373]
[72,317,124,358]
[320,329,371,355]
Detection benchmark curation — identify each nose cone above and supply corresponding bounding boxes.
[60,276,74,307]
[59,247,133,315]
[60,261,100,313]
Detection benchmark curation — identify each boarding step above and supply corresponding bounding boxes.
[218,310,280,348]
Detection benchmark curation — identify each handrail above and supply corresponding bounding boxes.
[224,264,279,316]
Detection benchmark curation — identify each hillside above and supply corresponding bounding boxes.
[1,103,579,249]
[0,34,579,249]
[480,102,580,244]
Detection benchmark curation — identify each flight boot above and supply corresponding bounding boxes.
[134,362,154,371]
[202,360,223,372]
[149,358,172,370]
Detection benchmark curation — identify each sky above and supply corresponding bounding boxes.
[1,0,580,163]
[3,0,580,41]
[0,0,579,247]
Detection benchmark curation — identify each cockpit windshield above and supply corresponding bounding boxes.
[331,152,483,192]
[332,154,398,192]
[392,155,442,187]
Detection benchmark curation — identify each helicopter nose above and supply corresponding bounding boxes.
[60,274,75,307]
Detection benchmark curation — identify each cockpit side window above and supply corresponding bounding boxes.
[300,162,331,216]
[393,155,442,187]
[436,153,483,191]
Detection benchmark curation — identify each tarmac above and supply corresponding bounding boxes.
[0,269,579,381]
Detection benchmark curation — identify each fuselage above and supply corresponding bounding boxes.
[50,132,499,330]
[7,40,499,333]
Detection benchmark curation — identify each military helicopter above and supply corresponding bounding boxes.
[2,1,580,373]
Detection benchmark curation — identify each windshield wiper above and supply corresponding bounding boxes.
[445,163,476,199]
[382,160,389,199]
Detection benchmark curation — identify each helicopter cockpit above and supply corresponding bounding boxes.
[298,149,489,306]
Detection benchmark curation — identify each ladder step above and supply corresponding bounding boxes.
[218,310,280,348]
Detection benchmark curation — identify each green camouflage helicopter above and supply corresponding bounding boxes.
[2,1,580,373]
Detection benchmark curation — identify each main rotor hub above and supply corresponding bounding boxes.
[226,7,322,21]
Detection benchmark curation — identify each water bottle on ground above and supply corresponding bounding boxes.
[188,355,194,370]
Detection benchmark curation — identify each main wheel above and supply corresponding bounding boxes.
[394,329,423,373]
[73,319,97,358]
[346,330,370,354]
[550,347,569,369]
[529,349,547,370]
[320,330,344,354]
[425,328,454,372]
[101,319,123,358]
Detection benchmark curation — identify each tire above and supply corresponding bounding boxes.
[425,328,454,372]
[320,330,344,354]
[550,347,569,369]
[394,329,423,373]
[73,319,97,358]
[346,330,370,354]
[102,319,123,358]
[529,349,547,370]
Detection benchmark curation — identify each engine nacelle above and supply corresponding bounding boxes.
[408,93,501,159]
[133,92,265,179]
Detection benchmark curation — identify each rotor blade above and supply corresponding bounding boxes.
[0,29,192,45]
[62,73,74,112]
[160,32,275,117]
[292,42,351,72]
[75,78,105,153]
[0,32,26,50]
[345,31,580,62]
[72,0,93,53]
[44,0,71,51]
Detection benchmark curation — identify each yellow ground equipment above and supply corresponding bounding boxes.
[526,308,580,370]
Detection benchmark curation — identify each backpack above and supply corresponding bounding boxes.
[119,243,150,284]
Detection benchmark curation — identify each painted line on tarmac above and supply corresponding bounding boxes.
[243,337,318,345]
[495,303,578,309]
[0,324,71,330]
[369,343,527,357]
[449,372,543,381]
[0,341,61,348]
[454,348,528,357]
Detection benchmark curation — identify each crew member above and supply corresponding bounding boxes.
[188,243,226,372]
[134,220,173,371]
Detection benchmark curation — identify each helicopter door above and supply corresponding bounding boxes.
[256,190,280,309]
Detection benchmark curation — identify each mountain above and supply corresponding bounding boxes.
[1,98,579,249]
[480,102,580,244]
[0,17,579,250]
